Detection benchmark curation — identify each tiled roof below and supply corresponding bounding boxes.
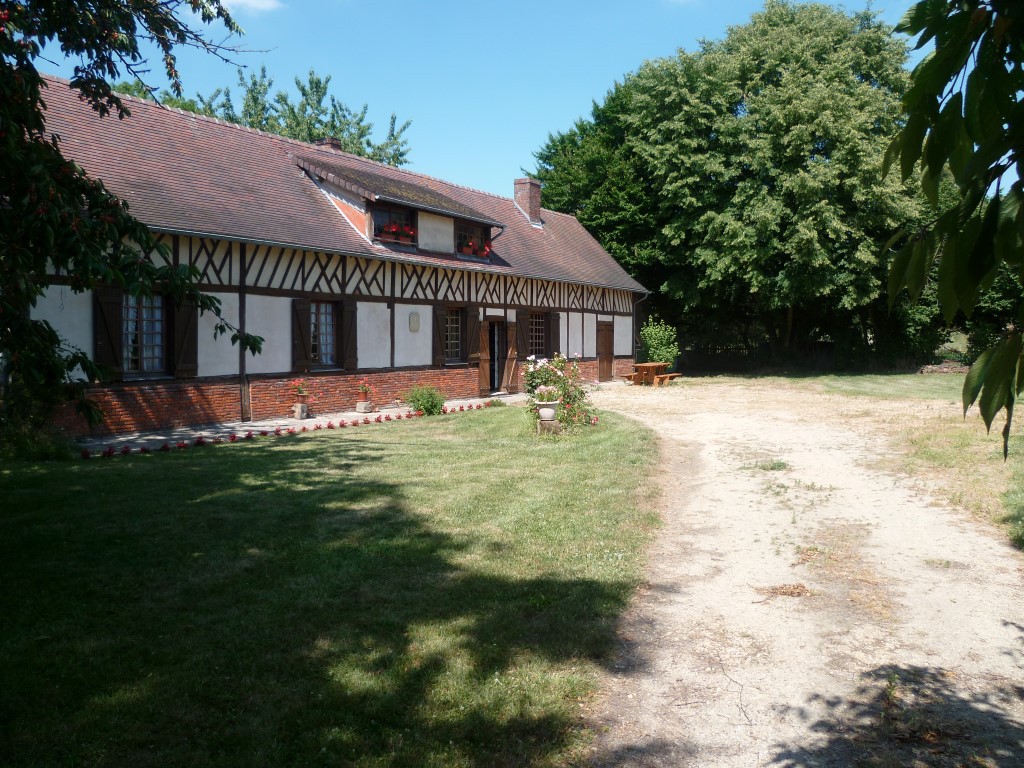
[40,75,647,294]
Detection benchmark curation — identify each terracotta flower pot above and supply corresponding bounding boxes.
[357,390,369,402]
[295,393,308,404]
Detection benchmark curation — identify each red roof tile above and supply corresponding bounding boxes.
[41,75,647,294]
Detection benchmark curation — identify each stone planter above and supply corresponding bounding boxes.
[535,401,559,421]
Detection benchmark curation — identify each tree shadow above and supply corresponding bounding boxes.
[769,664,1024,767]
[1,433,638,766]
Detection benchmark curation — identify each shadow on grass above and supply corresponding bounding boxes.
[1,434,635,767]
[768,665,1024,767]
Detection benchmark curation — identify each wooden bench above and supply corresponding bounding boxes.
[652,372,681,387]
[623,372,638,384]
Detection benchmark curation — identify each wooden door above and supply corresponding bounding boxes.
[597,322,614,382]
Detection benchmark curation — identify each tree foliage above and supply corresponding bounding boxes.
[534,1,942,363]
[638,318,680,367]
[1,1,262,443]
[127,65,412,166]
[884,0,1023,455]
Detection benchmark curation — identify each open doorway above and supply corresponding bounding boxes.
[488,321,507,392]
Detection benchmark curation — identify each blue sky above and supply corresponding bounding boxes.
[43,0,918,198]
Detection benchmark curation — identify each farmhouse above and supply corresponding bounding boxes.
[34,76,647,436]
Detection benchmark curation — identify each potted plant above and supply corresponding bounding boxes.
[460,238,476,256]
[533,384,560,421]
[290,377,310,404]
[356,378,375,402]
[400,224,417,243]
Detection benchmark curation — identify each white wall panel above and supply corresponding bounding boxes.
[358,301,391,369]
[31,286,93,379]
[567,312,583,357]
[584,313,597,358]
[198,292,239,377]
[394,304,432,367]
[558,312,568,356]
[246,295,292,374]
[614,315,633,356]
[32,285,93,356]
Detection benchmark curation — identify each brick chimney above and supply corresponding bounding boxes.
[514,178,542,226]
[315,137,343,151]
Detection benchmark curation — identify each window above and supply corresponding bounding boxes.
[122,294,165,373]
[455,221,491,257]
[372,206,416,242]
[529,312,548,358]
[293,297,354,372]
[445,307,462,361]
[310,301,337,366]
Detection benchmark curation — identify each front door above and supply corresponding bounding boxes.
[597,322,614,382]
[489,321,507,392]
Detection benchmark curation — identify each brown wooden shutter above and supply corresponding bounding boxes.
[548,311,561,357]
[92,285,124,379]
[292,298,312,372]
[171,296,199,378]
[340,298,357,370]
[515,309,529,361]
[466,307,480,364]
[432,305,446,367]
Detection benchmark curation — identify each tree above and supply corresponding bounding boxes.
[534,1,942,363]
[1,1,262,448]
[185,66,412,166]
[884,0,1023,455]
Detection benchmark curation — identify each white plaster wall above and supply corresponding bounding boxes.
[558,312,568,356]
[31,285,93,379]
[358,301,392,369]
[246,295,292,374]
[598,314,613,322]
[584,313,597,358]
[418,211,454,253]
[198,292,239,377]
[506,309,516,322]
[567,312,583,357]
[485,307,504,318]
[614,315,634,356]
[394,303,432,367]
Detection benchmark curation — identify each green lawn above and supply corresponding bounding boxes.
[0,409,657,767]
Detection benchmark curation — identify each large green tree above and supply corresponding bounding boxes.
[885,0,1023,454]
[0,1,262,447]
[535,1,941,361]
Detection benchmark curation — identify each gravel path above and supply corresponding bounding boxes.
[587,381,1024,767]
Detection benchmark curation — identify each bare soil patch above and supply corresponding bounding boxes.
[587,379,1024,767]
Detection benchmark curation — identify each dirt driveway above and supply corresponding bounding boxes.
[587,380,1024,767]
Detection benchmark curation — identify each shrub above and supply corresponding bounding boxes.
[639,318,680,368]
[404,385,445,416]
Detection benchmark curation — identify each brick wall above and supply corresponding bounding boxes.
[248,367,480,421]
[54,359,634,438]
[55,366,481,437]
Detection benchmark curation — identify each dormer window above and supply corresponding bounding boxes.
[373,205,417,245]
[455,221,492,258]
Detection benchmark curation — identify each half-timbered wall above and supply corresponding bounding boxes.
[159,235,633,313]
[40,234,639,437]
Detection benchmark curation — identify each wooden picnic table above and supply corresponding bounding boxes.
[631,362,669,386]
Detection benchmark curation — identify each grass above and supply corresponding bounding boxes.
[0,408,658,767]
[806,372,965,401]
